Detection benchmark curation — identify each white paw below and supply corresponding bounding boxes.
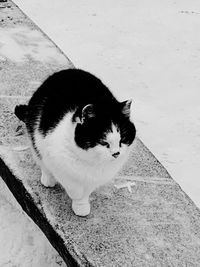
[41,172,56,188]
[72,200,91,217]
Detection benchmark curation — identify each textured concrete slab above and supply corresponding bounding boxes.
[0,0,73,97]
[1,1,200,266]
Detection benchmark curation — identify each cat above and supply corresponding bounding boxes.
[15,69,136,216]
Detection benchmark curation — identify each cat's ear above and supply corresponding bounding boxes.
[81,104,96,123]
[121,99,132,118]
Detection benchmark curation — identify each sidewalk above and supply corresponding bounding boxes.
[13,0,200,209]
[1,1,200,266]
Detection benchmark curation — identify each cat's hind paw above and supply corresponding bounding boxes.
[72,200,91,217]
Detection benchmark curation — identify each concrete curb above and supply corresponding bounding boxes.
[0,153,79,266]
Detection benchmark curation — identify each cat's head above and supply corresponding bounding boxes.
[73,100,136,161]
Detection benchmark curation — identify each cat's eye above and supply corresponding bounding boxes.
[100,141,110,148]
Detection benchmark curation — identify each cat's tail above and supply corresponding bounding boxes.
[14,104,29,123]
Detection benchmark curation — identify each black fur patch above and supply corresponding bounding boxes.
[74,102,136,150]
[15,69,136,150]
[14,105,28,122]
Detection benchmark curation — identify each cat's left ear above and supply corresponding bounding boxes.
[81,104,96,123]
[121,99,132,118]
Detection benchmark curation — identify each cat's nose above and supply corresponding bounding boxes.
[112,151,120,158]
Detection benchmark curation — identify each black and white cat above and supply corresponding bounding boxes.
[15,69,136,216]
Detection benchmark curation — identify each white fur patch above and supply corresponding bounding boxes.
[33,114,132,202]
[106,123,121,155]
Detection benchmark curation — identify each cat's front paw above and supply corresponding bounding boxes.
[41,172,56,188]
[72,200,91,216]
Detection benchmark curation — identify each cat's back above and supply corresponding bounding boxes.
[27,69,116,134]
[29,69,114,107]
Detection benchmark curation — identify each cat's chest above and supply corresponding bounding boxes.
[35,114,126,181]
[43,139,121,183]
[58,146,119,179]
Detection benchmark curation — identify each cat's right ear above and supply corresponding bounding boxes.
[80,104,96,124]
[121,99,132,118]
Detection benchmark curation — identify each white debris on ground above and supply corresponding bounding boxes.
[12,145,30,151]
[114,181,136,193]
